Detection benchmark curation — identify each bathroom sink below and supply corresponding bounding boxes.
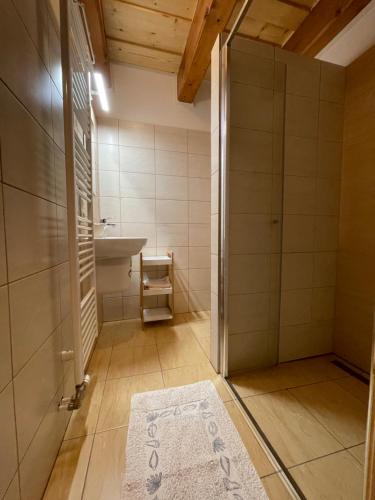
[94,237,147,259]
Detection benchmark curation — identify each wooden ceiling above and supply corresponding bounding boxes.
[102,0,321,74]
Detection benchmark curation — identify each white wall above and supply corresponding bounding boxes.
[94,63,211,132]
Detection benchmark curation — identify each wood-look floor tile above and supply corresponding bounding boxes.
[162,363,232,402]
[261,473,295,499]
[64,380,105,439]
[290,450,364,500]
[244,391,343,467]
[290,381,367,447]
[157,338,207,370]
[224,401,276,478]
[197,336,210,357]
[189,319,211,340]
[82,428,127,500]
[348,444,366,466]
[107,344,161,379]
[87,347,112,381]
[112,320,156,348]
[154,321,195,344]
[185,310,210,321]
[231,356,347,398]
[334,376,369,405]
[97,372,164,432]
[43,435,94,500]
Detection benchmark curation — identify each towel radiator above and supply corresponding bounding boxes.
[60,0,98,409]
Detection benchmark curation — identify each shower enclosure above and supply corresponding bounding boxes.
[210,4,374,498]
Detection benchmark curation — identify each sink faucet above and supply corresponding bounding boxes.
[95,218,116,237]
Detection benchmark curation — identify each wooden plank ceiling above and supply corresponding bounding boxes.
[102,0,321,74]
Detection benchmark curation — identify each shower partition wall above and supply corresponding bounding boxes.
[213,35,345,375]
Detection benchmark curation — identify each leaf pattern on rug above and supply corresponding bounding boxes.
[223,478,241,491]
[174,406,181,416]
[199,399,209,410]
[213,437,225,453]
[160,409,174,418]
[146,412,159,423]
[233,494,244,500]
[208,421,218,436]
[220,455,230,476]
[146,439,160,448]
[202,411,215,419]
[149,450,159,470]
[146,473,162,495]
[148,422,157,438]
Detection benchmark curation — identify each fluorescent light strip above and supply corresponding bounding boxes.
[94,72,109,112]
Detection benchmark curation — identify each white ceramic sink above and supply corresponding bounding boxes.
[94,237,147,259]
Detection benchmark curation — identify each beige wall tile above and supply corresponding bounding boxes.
[311,287,335,321]
[121,198,155,223]
[157,223,188,246]
[103,297,123,322]
[189,268,210,291]
[98,118,119,145]
[229,254,271,294]
[284,175,316,215]
[319,101,344,141]
[314,216,338,251]
[99,197,121,222]
[51,83,64,151]
[0,0,52,134]
[155,150,187,176]
[282,253,314,290]
[156,174,187,200]
[120,172,155,199]
[188,177,210,201]
[280,289,312,326]
[0,83,55,202]
[121,223,156,247]
[0,383,18,498]
[320,62,346,104]
[286,57,320,99]
[155,125,187,152]
[188,153,210,179]
[189,246,210,269]
[313,252,337,287]
[9,267,60,374]
[284,135,317,177]
[187,130,210,155]
[231,49,274,89]
[229,214,272,254]
[317,140,342,178]
[119,120,154,148]
[97,171,119,197]
[229,293,270,334]
[285,94,319,138]
[228,331,270,371]
[156,200,188,224]
[315,177,340,216]
[231,83,274,131]
[282,215,314,252]
[119,146,154,174]
[2,472,20,500]
[189,223,210,247]
[188,290,210,312]
[19,385,68,500]
[54,146,67,207]
[4,186,58,281]
[230,171,272,214]
[0,286,12,392]
[14,327,63,459]
[98,143,119,171]
[230,128,273,173]
[189,200,210,224]
[0,187,7,285]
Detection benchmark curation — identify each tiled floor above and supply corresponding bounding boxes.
[43,312,293,499]
[230,355,369,499]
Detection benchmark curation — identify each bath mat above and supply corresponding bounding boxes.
[123,380,268,499]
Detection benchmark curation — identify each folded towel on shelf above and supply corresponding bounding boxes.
[143,273,171,289]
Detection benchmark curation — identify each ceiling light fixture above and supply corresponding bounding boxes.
[94,72,109,112]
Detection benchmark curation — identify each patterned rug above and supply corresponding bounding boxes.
[123,380,268,499]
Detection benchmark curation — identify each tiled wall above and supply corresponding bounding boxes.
[278,49,344,362]
[0,1,73,498]
[94,118,211,320]
[224,38,344,372]
[335,44,375,373]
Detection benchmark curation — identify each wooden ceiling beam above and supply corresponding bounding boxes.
[177,0,240,103]
[82,0,111,86]
[284,0,372,56]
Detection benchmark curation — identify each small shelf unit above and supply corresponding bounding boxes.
[140,252,174,325]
